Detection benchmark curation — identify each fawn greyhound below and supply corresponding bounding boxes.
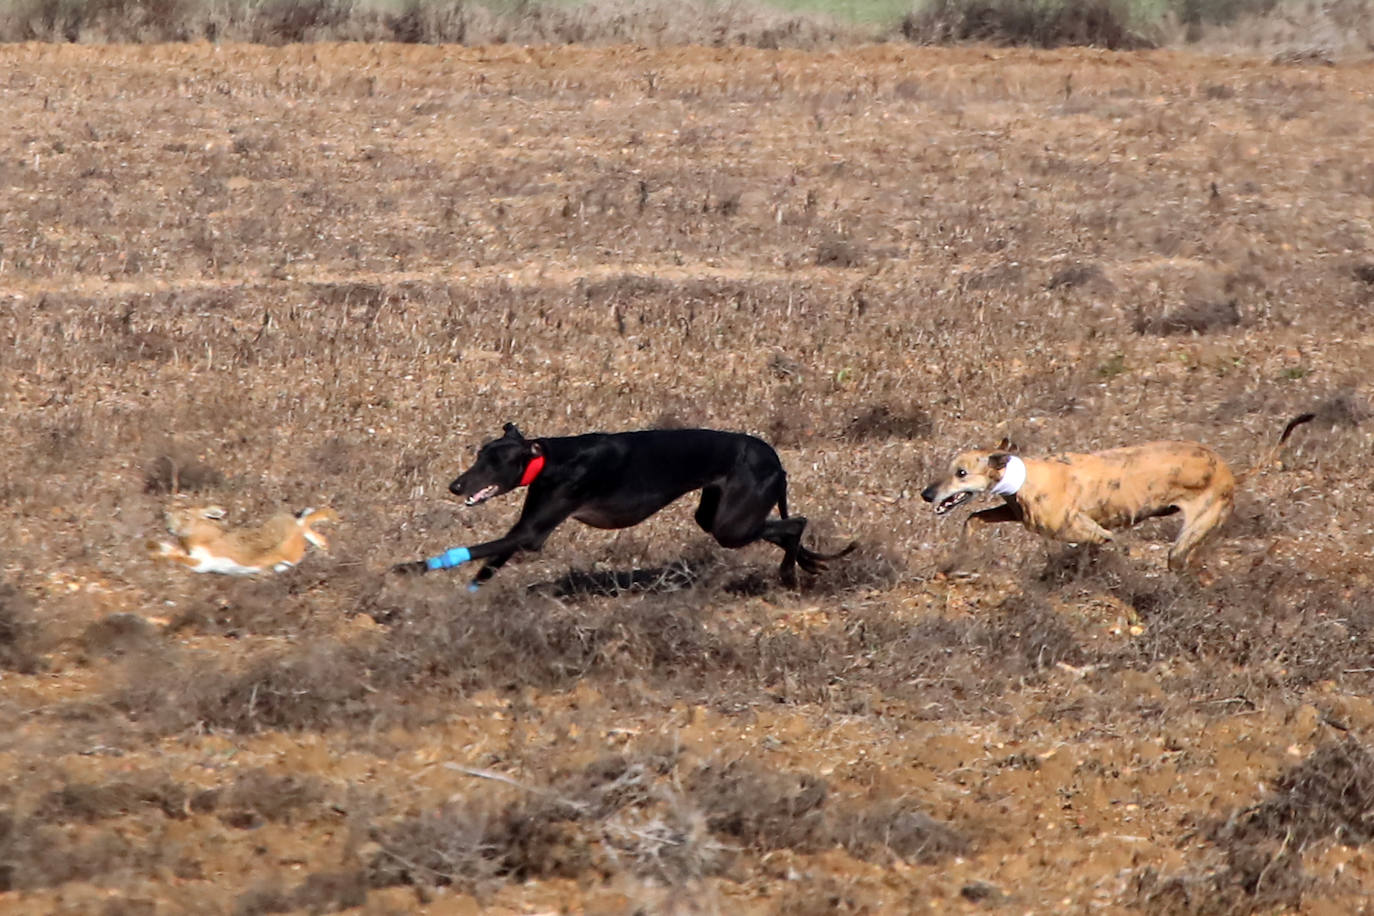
[392,423,855,589]
[921,414,1314,573]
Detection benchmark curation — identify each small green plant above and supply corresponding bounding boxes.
[1098,353,1127,379]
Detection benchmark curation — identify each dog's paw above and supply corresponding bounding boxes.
[390,560,429,576]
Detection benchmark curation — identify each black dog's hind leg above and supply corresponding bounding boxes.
[694,486,722,534]
[762,517,809,587]
[767,476,856,578]
[697,473,809,587]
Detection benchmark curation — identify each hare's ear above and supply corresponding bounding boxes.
[995,436,1017,453]
[201,506,227,520]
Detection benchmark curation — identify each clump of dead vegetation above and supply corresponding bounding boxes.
[1138,739,1374,914]
[114,641,389,735]
[1311,389,1373,429]
[0,811,173,893]
[143,450,225,495]
[103,553,1063,741]
[1104,561,1374,693]
[901,0,1155,49]
[365,752,966,899]
[202,768,330,830]
[0,0,861,47]
[0,585,42,674]
[0,767,337,899]
[1133,299,1243,336]
[4,35,1374,913]
[79,612,160,661]
[234,871,368,916]
[34,772,190,825]
[843,403,933,442]
[3,0,1347,50]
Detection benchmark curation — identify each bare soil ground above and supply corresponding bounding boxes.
[2,42,1374,914]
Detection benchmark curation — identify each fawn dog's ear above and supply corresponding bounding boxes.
[502,423,524,441]
[201,506,227,520]
[995,436,1017,453]
[988,453,1012,471]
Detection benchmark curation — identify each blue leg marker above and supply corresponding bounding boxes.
[467,582,482,593]
[426,546,471,571]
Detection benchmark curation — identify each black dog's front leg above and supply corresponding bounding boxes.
[404,528,550,591]
[394,494,573,590]
[470,548,518,587]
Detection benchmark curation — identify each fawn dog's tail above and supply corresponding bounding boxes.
[1237,414,1314,484]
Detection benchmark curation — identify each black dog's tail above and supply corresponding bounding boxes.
[775,469,858,574]
[797,540,859,575]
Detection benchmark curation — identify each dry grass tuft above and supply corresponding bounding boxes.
[690,757,968,862]
[1220,739,1374,849]
[1134,299,1242,336]
[204,768,329,830]
[1047,262,1113,292]
[367,750,691,894]
[1311,390,1373,429]
[690,759,830,851]
[143,452,225,496]
[4,39,1374,912]
[900,0,1155,49]
[114,641,387,734]
[368,751,965,900]
[35,775,188,825]
[843,404,933,442]
[1138,739,1374,914]
[0,0,861,47]
[0,585,42,674]
[815,237,870,269]
[234,871,368,916]
[0,812,170,892]
[1106,563,1374,691]
[835,800,971,864]
[79,613,159,660]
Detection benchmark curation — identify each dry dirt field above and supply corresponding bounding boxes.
[2,41,1374,915]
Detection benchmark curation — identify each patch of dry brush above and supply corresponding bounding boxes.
[1,43,1373,913]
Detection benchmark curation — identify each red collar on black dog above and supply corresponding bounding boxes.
[520,454,546,487]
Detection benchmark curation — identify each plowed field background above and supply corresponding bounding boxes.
[2,42,1374,914]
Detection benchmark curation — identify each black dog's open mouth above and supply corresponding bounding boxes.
[934,491,974,516]
[464,485,501,507]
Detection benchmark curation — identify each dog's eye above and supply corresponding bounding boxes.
[956,469,967,478]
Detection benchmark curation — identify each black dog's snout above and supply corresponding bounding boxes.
[449,478,464,496]
[920,485,937,503]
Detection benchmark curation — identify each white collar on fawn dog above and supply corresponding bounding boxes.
[990,456,1026,497]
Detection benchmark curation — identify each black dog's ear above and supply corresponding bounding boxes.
[502,422,524,440]
[988,452,1012,470]
[529,441,543,456]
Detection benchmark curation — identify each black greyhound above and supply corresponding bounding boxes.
[392,423,855,589]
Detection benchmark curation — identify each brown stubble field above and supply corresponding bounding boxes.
[2,40,1374,914]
